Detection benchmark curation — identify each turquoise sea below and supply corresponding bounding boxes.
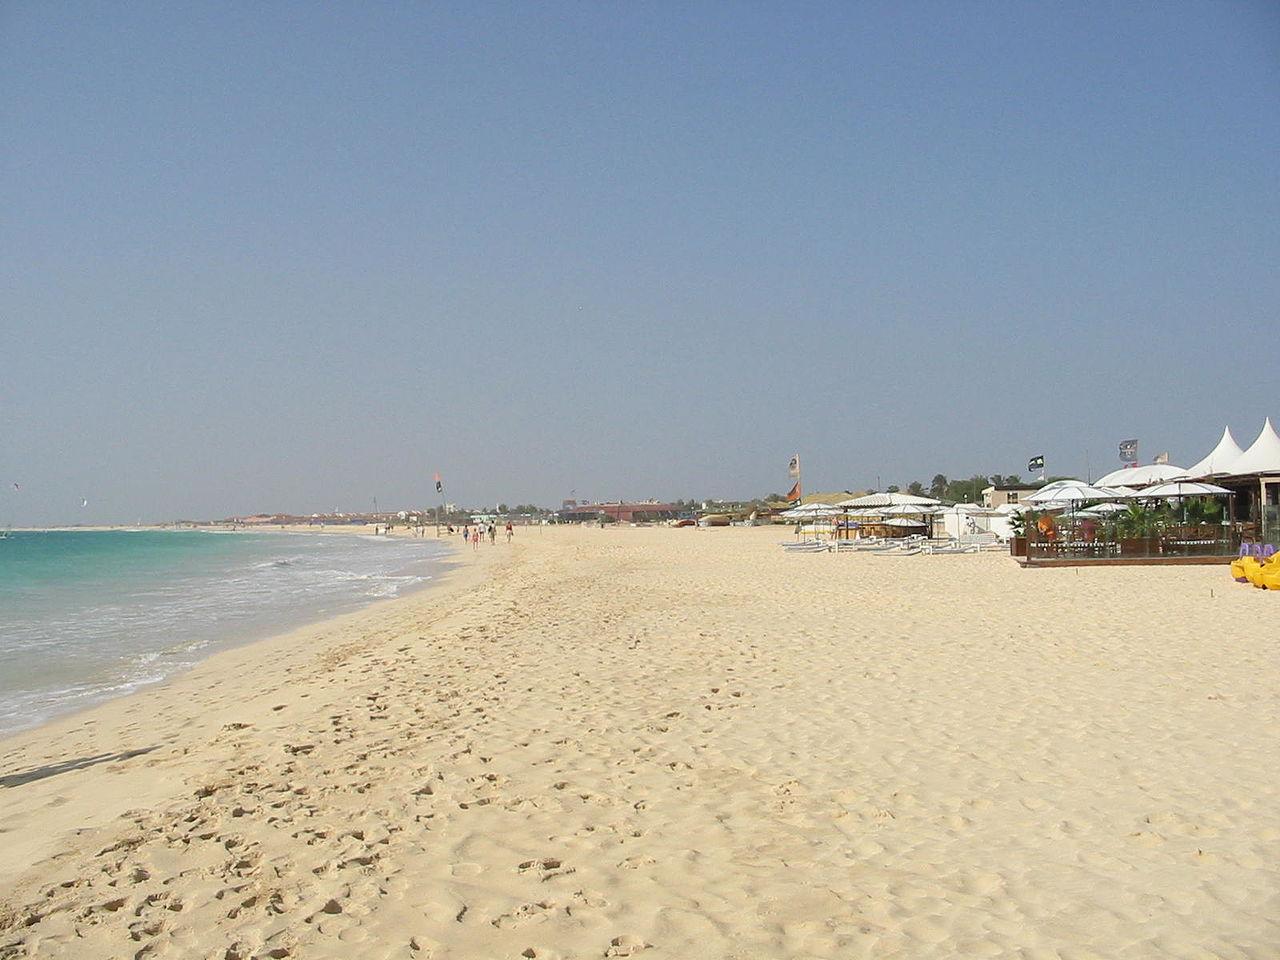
[0,530,450,736]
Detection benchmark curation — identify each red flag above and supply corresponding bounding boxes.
[786,481,801,503]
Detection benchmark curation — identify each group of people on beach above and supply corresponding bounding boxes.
[453,521,513,550]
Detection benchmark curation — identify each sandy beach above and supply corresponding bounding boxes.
[1,526,1277,959]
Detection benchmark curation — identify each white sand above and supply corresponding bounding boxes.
[1,526,1277,959]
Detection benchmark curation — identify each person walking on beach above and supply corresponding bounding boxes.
[505,521,513,543]
[462,524,469,543]
[488,523,496,544]
[471,527,480,550]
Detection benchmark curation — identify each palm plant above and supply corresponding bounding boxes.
[1117,502,1155,538]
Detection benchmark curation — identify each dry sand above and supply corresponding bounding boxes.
[1,526,1277,959]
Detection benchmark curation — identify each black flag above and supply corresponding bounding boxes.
[1027,455,1044,473]
[1118,439,1138,464]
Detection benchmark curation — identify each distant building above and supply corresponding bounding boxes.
[558,500,678,523]
[982,484,1040,508]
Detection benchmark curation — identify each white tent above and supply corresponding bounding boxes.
[1223,418,1280,476]
[935,502,996,539]
[1185,426,1245,478]
[1095,463,1190,487]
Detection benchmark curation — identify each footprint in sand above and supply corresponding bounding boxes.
[605,934,652,956]
[491,899,558,928]
[518,858,575,881]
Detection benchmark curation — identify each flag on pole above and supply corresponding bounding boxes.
[1027,455,1044,473]
[434,472,443,493]
[788,455,801,478]
[1118,439,1138,464]
[785,481,802,503]
[1153,451,1169,464]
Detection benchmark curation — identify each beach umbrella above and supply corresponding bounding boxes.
[1078,502,1127,516]
[1033,479,1080,492]
[1135,480,1232,524]
[1098,485,1142,499]
[837,492,941,508]
[940,502,996,515]
[878,517,926,527]
[786,502,842,517]
[1024,481,1115,505]
[1138,481,1231,498]
[877,503,938,516]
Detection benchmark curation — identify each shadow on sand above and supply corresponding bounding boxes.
[1,747,157,788]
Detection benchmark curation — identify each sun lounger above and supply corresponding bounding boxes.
[873,544,922,556]
[781,540,829,553]
[958,532,1002,550]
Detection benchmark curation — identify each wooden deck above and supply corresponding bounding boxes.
[1014,554,1234,569]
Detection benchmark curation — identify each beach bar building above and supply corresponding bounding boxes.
[981,483,1040,509]
[557,500,679,524]
[1016,418,1280,566]
[1195,419,1280,544]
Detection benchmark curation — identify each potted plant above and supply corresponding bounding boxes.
[1117,503,1156,556]
[1008,509,1032,557]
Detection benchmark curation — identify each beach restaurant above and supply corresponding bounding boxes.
[557,500,680,524]
[1016,419,1280,565]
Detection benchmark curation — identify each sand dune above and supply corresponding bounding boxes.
[1,526,1277,959]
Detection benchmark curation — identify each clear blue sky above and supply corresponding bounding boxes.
[3,2,1278,522]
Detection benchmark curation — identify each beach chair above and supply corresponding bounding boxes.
[874,543,923,556]
[781,540,829,553]
[961,532,1002,550]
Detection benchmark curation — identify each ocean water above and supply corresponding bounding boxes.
[0,529,451,737]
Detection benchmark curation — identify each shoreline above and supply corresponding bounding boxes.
[2,526,1276,957]
[0,528,461,742]
[0,533,490,889]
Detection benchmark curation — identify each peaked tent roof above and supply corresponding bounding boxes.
[1225,418,1280,476]
[1186,426,1245,478]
